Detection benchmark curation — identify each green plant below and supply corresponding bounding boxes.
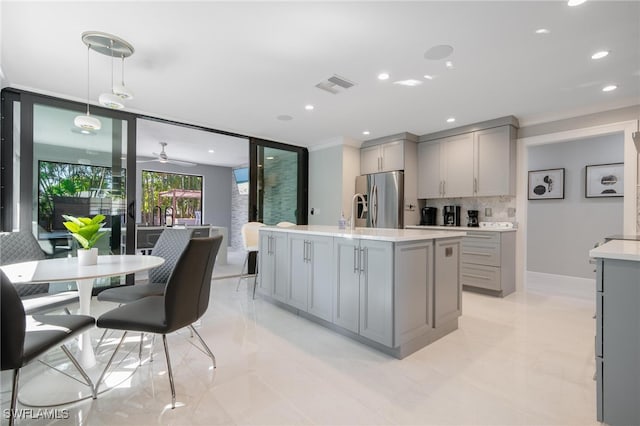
[62,214,107,250]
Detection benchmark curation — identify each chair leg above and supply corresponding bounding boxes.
[60,344,96,399]
[149,334,157,362]
[189,324,216,369]
[236,252,249,291]
[252,256,259,299]
[94,331,128,396]
[95,328,110,351]
[162,334,176,409]
[9,369,19,426]
[138,332,145,365]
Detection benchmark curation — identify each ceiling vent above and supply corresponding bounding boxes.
[315,74,355,94]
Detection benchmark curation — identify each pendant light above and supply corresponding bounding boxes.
[74,43,102,131]
[99,39,125,109]
[113,54,134,100]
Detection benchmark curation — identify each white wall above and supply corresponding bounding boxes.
[527,133,624,279]
[308,144,343,225]
[308,141,361,226]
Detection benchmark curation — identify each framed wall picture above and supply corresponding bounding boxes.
[585,163,624,198]
[528,168,565,200]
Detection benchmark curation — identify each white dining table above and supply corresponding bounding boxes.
[1,255,164,368]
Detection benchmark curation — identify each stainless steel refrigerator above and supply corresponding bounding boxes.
[354,171,404,229]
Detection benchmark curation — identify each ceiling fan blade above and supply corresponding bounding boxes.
[167,159,197,167]
[136,159,159,164]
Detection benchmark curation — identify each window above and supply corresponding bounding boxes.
[141,170,203,226]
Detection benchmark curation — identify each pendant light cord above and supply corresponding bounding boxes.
[121,55,125,85]
[110,40,115,93]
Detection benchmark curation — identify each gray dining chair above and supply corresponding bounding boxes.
[97,228,194,304]
[95,236,222,409]
[0,271,96,426]
[0,231,79,314]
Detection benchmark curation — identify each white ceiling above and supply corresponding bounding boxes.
[2,1,639,150]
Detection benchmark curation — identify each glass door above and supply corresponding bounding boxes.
[1,89,137,289]
[32,103,128,258]
[249,138,308,225]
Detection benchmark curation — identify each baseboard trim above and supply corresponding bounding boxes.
[526,270,595,300]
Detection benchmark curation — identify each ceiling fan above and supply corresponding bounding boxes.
[136,142,197,167]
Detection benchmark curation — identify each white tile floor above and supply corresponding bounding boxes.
[1,268,598,425]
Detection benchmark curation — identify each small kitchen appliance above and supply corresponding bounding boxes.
[420,207,437,226]
[443,205,461,226]
[467,210,479,227]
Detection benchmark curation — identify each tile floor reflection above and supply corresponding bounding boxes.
[1,271,597,425]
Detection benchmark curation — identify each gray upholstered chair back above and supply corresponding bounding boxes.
[1,270,26,371]
[0,232,49,297]
[164,236,222,331]
[148,228,194,284]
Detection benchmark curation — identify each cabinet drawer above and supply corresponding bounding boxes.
[464,232,500,244]
[596,356,603,422]
[461,241,500,266]
[461,263,501,291]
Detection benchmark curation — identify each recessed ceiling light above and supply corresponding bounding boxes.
[568,0,586,6]
[445,61,454,69]
[362,131,370,136]
[276,114,293,121]
[378,73,390,81]
[423,74,434,80]
[393,79,423,87]
[305,104,314,111]
[208,149,215,153]
[266,156,275,160]
[535,28,550,34]
[446,117,456,123]
[602,84,617,92]
[591,50,609,60]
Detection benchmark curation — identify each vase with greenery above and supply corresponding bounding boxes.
[62,214,106,265]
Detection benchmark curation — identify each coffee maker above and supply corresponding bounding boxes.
[443,205,461,226]
[420,207,437,226]
[467,209,479,227]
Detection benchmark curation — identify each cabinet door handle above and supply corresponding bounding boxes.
[474,178,478,194]
[353,246,359,273]
[360,247,367,273]
[442,180,446,196]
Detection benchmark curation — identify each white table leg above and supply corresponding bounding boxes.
[76,278,96,368]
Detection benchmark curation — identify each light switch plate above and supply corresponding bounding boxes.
[485,208,492,217]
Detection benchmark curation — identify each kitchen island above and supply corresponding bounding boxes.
[589,239,640,426]
[256,225,465,358]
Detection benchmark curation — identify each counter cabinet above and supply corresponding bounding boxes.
[257,226,463,358]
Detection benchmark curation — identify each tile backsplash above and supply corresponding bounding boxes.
[419,196,516,226]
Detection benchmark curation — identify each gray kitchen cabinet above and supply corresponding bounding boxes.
[595,258,640,426]
[358,239,394,346]
[417,133,474,198]
[418,124,516,199]
[473,126,516,197]
[460,230,515,297]
[257,230,287,300]
[333,237,393,346]
[394,240,434,345]
[417,142,442,199]
[360,140,404,174]
[288,234,333,321]
[434,238,462,326]
[333,237,361,333]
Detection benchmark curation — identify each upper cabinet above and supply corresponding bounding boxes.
[418,123,516,199]
[360,140,404,174]
[473,126,516,197]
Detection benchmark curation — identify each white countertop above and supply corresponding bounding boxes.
[590,240,640,262]
[406,225,517,233]
[261,225,466,242]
